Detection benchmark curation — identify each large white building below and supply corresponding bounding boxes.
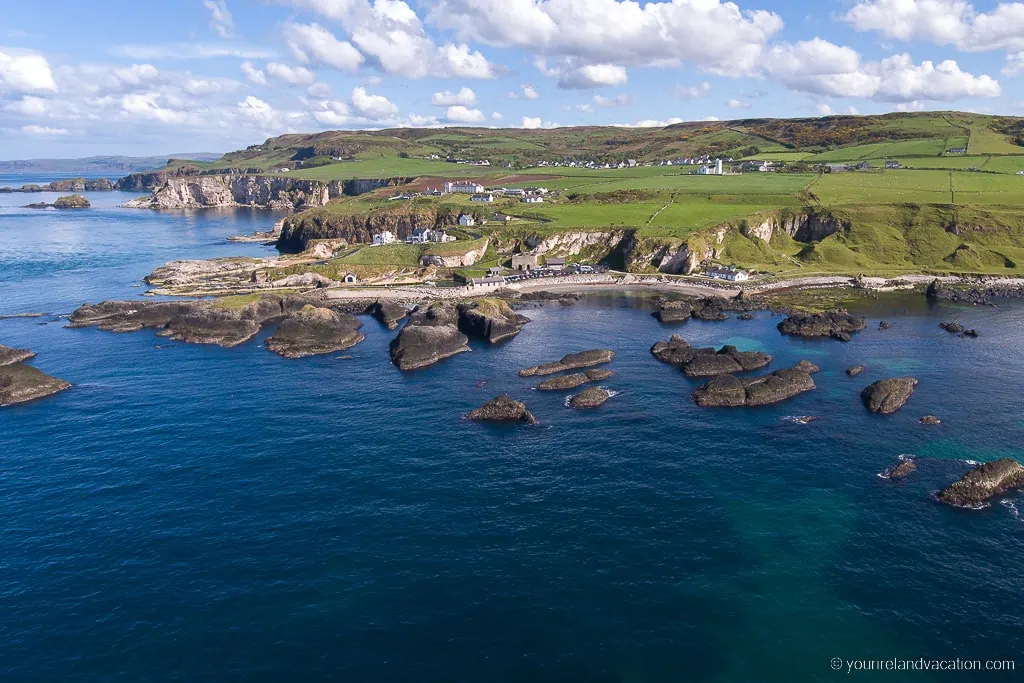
[470,194,494,203]
[697,159,724,175]
[372,231,396,245]
[444,181,485,194]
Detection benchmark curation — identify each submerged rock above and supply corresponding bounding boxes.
[367,300,409,330]
[738,312,755,321]
[792,360,821,374]
[69,296,285,347]
[457,298,530,343]
[690,299,729,321]
[264,305,364,358]
[570,387,611,409]
[467,394,536,424]
[653,301,692,324]
[650,335,771,376]
[861,377,918,414]
[882,459,917,479]
[519,349,614,377]
[919,415,942,425]
[846,365,866,377]
[389,303,469,370]
[937,458,1024,508]
[0,361,71,407]
[777,311,866,340]
[692,362,818,408]
[939,321,964,334]
[878,321,893,330]
[0,344,35,367]
[535,368,615,391]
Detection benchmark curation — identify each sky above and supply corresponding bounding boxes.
[2,0,1024,158]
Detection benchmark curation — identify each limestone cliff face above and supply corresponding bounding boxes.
[124,176,333,211]
[525,230,630,257]
[743,209,847,244]
[277,207,449,252]
[419,239,489,267]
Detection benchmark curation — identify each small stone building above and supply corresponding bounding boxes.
[511,253,538,271]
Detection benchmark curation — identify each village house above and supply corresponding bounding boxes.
[947,147,967,154]
[521,195,544,203]
[492,212,512,222]
[341,272,358,284]
[511,253,538,271]
[372,231,396,246]
[469,276,506,290]
[697,159,724,175]
[458,214,476,227]
[408,227,432,244]
[704,264,750,282]
[487,267,504,277]
[885,159,902,169]
[470,194,494,203]
[444,181,485,194]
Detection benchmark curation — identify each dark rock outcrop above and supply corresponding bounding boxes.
[653,301,692,323]
[0,344,35,367]
[937,459,1024,508]
[367,301,409,330]
[68,296,286,347]
[693,362,818,407]
[792,360,821,374]
[861,377,918,414]
[691,298,729,321]
[0,360,71,407]
[881,459,917,479]
[940,321,964,334]
[570,387,611,409]
[777,311,866,340]
[536,368,615,391]
[467,394,536,424]
[389,304,469,370]
[519,349,614,377]
[264,305,364,358]
[650,335,771,376]
[846,365,865,377]
[457,299,530,343]
[919,415,942,425]
[53,194,90,209]
[878,321,893,330]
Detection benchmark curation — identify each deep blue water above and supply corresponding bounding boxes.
[2,180,1023,682]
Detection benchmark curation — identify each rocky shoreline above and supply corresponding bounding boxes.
[0,344,71,407]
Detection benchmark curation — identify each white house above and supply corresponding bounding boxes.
[469,276,506,289]
[458,214,476,227]
[342,272,358,283]
[444,181,485,194]
[408,227,432,244]
[430,230,456,243]
[521,195,544,203]
[470,194,494,203]
[704,265,749,281]
[372,231,396,245]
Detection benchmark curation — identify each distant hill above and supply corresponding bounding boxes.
[0,153,223,174]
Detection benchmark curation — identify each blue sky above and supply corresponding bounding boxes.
[2,0,1023,157]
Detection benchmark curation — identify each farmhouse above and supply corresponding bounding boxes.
[512,253,538,271]
[948,147,967,154]
[372,231,396,245]
[458,214,476,227]
[408,227,431,244]
[492,212,512,222]
[470,194,494,203]
[444,181,485,194]
[521,195,544,203]
[704,265,749,282]
[885,159,902,169]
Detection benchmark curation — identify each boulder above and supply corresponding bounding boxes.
[53,194,90,209]
[693,363,817,407]
[389,304,469,370]
[878,321,893,330]
[882,460,917,479]
[270,272,335,289]
[919,415,942,425]
[738,312,755,320]
[457,299,530,343]
[846,365,865,377]
[0,344,35,367]
[0,362,71,407]
[650,335,771,376]
[570,387,611,409]
[519,349,614,377]
[264,305,365,358]
[467,394,536,424]
[535,368,615,391]
[936,459,1024,508]
[367,301,409,330]
[962,328,980,338]
[792,360,821,374]
[777,311,866,340]
[861,377,918,414]
[691,299,729,321]
[653,301,692,323]
[939,321,964,334]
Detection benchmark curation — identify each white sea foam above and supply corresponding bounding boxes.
[1001,499,1021,520]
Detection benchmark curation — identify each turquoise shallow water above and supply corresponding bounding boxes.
[2,180,1024,682]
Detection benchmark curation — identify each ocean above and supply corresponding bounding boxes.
[1,178,1023,682]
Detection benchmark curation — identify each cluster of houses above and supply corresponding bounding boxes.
[533,159,639,170]
[444,182,549,204]
[371,227,457,246]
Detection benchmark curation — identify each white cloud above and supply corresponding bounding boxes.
[593,93,631,107]
[431,86,477,106]
[241,61,268,85]
[1004,51,1024,75]
[119,92,191,125]
[236,95,280,128]
[576,103,594,112]
[538,59,628,88]
[428,0,783,78]
[266,62,317,86]
[491,111,502,120]
[314,99,352,126]
[0,50,57,93]
[307,81,332,97]
[676,81,711,99]
[615,117,684,127]
[408,112,440,126]
[350,86,399,118]
[727,98,751,109]
[111,43,275,60]
[521,84,540,99]
[21,124,67,136]
[284,22,364,72]
[843,0,1024,52]
[702,115,720,121]
[816,103,835,116]
[446,105,486,122]
[521,115,543,129]
[203,0,235,39]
